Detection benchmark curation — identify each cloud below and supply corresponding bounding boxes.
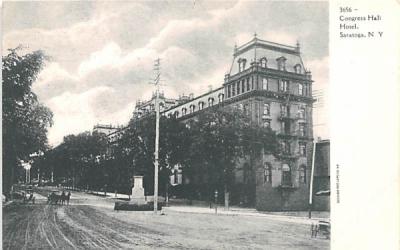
[3,1,329,145]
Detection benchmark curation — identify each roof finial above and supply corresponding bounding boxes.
[296,40,300,52]
[234,43,238,53]
[254,32,257,39]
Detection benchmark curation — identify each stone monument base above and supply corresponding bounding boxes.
[129,197,147,205]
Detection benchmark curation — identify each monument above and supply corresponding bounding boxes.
[131,176,146,205]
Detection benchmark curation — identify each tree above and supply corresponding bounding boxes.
[117,115,190,196]
[2,47,53,194]
[187,106,280,208]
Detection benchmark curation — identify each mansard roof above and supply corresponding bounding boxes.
[229,37,306,76]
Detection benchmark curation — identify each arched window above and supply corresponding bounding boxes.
[208,98,214,107]
[264,163,272,183]
[262,78,268,90]
[174,111,179,118]
[299,165,307,183]
[182,107,187,115]
[218,93,224,103]
[260,58,267,68]
[199,101,204,110]
[190,105,196,113]
[263,103,270,116]
[294,64,302,74]
[282,164,291,186]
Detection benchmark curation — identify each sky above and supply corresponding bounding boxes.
[2,0,329,146]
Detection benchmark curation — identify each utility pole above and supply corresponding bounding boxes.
[309,141,317,218]
[151,58,161,214]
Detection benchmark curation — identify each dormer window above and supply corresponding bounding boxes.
[276,57,287,71]
[260,57,267,68]
[294,64,302,74]
[190,104,196,113]
[238,58,247,72]
[208,98,214,107]
[199,101,204,110]
[218,93,224,103]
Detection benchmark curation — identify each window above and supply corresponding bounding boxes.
[238,58,247,72]
[174,111,179,118]
[281,104,289,116]
[262,78,268,90]
[277,57,286,71]
[182,108,187,115]
[299,123,306,137]
[263,103,270,116]
[264,163,272,183]
[208,98,214,107]
[298,107,306,119]
[227,85,231,98]
[237,81,241,95]
[242,80,245,93]
[282,164,291,186]
[263,119,271,128]
[218,94,224,103]
[260,58,267,68]
[299,165,307,183]
[232,83,236,96]
[244,103,250,115]
[294,64,302,74]
[298,83,303,95]
[246,78,250,91]
[190,105,196,113]
[173,170,179,184]
[279,80,289,92]
[251,77,254,89]
[199,101,204,110]
[299,142,306,156]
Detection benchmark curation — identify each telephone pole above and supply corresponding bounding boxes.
[151,58,161,214]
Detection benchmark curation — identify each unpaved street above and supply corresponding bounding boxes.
[3,189,329,250]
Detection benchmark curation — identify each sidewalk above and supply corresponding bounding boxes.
[162,205,329,225]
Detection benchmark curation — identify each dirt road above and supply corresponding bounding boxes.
[3,189,329,250]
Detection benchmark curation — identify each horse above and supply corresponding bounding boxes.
[61,191,66,205]
[48,192,62,205]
